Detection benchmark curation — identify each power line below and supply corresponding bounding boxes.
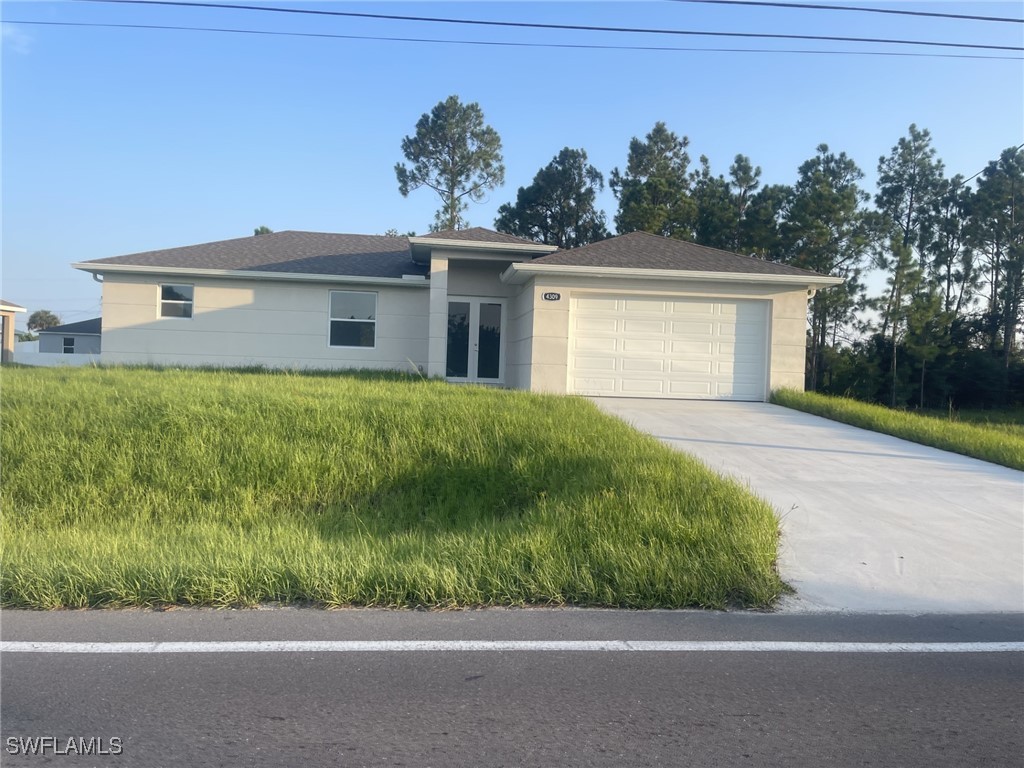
[956,143,1024,187]
[10,19,1022,61]
[663,0,1024,24]
[70,0,1024,52]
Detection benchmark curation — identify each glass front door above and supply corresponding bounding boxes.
[446,298,505,383]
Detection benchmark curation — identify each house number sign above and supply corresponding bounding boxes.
[542,292,561,301]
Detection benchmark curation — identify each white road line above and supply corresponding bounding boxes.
[2,640,1022,654]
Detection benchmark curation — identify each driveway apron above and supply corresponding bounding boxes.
[591,398,1024,613]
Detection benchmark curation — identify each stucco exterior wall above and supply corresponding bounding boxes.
[505,286,535,390]
[38,332,101,354]
[447,260,520,298]
[515,276,810,398]
[100,273,429,371]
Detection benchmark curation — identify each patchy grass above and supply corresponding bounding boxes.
[771,389,1024,471]
[1,367,785,610]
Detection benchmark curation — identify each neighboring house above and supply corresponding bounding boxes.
[0,298,28,363]
[37,318,102,355]
[72,228,841,401]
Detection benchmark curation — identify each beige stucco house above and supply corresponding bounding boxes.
[73,228,841,401]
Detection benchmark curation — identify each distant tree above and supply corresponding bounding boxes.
[929,175,977,317]
[690,155,737,251]
[874,125,945,335]
[872,126,947,405]
[781,144,873,390]
[27,309,60,332]
[383,228,416,237]
[253,226,273,235]
[394,95,505,231]
[495,147,609,249]
[16,331,37,342]
[688,153,771,253]
[968,146,1024,367]
[729,155,761,222]
[609,122,695,239]
[738,183,791,261]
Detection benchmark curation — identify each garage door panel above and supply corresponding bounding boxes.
[668,380,714,396]
[670,340,714,355]
[671,321,715,335]
[569,294,768,401]
[722,340,765,357]
[671,300,716,315]
[622,358,665,372]
[732,359,766,376]
[576,297,619,312]
[670,360,713,374]
[620,379,666,394]
[622,338,666,353]
[623,319,666,334]
[721,305,742,318]
[624,299,667,313]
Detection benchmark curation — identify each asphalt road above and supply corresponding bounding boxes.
[2,608,1022,768]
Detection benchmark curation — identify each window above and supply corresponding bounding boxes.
[160,284,194,318]
[63,337,75,354]
[329,291,376,348]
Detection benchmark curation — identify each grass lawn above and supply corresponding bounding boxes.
[1,367,785,610]
[771,389,1024,471]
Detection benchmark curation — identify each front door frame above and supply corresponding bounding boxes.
[446,296,507,385]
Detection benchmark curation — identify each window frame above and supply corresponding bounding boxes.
[159,283,194,319]
[328,290,378,350]
[63,337,75,354]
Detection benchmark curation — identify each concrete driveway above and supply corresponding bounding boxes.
[592,398,1024,614]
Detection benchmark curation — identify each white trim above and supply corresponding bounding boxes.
[0,302,27,313]
[409,237,556,255]
[3,640,1021,654]
[72,263,430,288]
[501,262,844,288]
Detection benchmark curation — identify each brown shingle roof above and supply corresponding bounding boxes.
[531,231,824,277]
[81,231,428,279]
[421,227,536,245]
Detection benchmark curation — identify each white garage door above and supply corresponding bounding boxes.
[568,294,769,400]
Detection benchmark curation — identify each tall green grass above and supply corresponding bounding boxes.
[1,367,785,609]
[771,389,1024,470]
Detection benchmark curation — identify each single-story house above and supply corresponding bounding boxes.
[72,228,841,401]
[37,318,102,355]
[0,298,28,363]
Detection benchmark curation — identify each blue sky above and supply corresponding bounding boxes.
[2,0,1022,327]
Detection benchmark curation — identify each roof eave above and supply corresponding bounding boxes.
[500,262,844,288]
[71,263,431,287]
[409,237,558,263]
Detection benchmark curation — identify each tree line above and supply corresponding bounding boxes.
[395,95,1022,409]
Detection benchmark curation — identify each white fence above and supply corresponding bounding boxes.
[11,342,101,367]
